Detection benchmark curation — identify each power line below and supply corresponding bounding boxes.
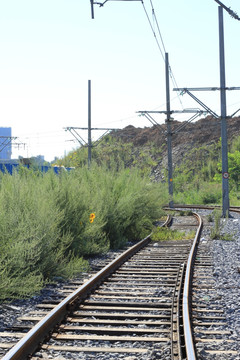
[149,0,183,107]
[141,0,183,108]
[90,0,184,110]
[141,1,165,61]
[149,0,166,53]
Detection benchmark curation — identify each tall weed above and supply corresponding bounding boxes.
[0,165,167,299]
[174,181,222,205]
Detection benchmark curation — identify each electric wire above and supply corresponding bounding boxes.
[149,0,166,54]
[95,0,185,113]
[149,0,183,108]
[141,1,165,62]
[141,0,183,108]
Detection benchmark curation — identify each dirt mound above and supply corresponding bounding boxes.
[111,116,240,180]
[113,116,240,149]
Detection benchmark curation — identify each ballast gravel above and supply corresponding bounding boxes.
[194,209,240,360]
[0,211,239,359]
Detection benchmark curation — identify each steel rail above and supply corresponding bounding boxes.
[2,237,152,360]
[164,207,203,359]
[175,204,240,212]
[176,205,240,359]
[177,263,186,360]
[2,215,172,360]
[171,262,185,360]
[171,265,181,359]
[174,204,216,210]
[182,212,203,360]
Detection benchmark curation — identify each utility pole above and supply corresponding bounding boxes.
[219,6,229,217]
[90,0,94,19]
[65,81,119,165]
[89,0,239,214]
[88,80,92,168]
[138,53,205,206]
[215,0,240,217]
[165,53,173,208]
[138,106,205,205]
[174,2,240,217]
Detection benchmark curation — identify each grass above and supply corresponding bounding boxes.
[210,209,222,239]
[209,209,235,241]
[178,210,193,216]
[151,227,196,241]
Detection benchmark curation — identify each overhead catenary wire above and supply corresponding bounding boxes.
[149,0,166,54]
[141,1,165,62]
[11,129,78,155]
[141,0,183,108]
[149,0,183,108]
[92,0,185,112]
[94,0,183,107]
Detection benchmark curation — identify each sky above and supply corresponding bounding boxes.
[0,0,240,161]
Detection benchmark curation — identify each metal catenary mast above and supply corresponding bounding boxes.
[89,0,240,215]
[65,80,118,168]
[174,1,240,217]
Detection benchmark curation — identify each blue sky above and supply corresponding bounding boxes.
[0,0,239,161]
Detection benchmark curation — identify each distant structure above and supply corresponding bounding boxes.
[19,155,45,166]
[0,127,12,161]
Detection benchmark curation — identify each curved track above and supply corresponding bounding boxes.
[175,205,239,359]
[0,212,205,359]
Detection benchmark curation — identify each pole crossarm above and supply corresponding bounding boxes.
[138,112,166,134]
[138,109,205,114]
[65,127,119,147]
[231,108,240,117]
[90,0,142,18]
[13,142,27,150]
[173,88,219,119]
[174,86,240,120]
[65,127,87,146]
[173,87,240,91]
[12,138,27,150]
[93,130,113,146]
[0,136,18,153]
[137,109,205,135]
[67,127,118,131]
[174,113,204,134]
[214,0,240,20]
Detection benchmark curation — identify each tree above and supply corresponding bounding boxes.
[214,150,240,190]
[228,151,240,191]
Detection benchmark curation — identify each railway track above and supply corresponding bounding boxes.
[0,207,238,359]
[175,205,239,359]
[191,232,237,358]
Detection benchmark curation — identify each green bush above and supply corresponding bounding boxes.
[55,164,167,251]
[0,164,167,300]
[174,181,222,206]
[0,170,88,300]
[200,183,222,204]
